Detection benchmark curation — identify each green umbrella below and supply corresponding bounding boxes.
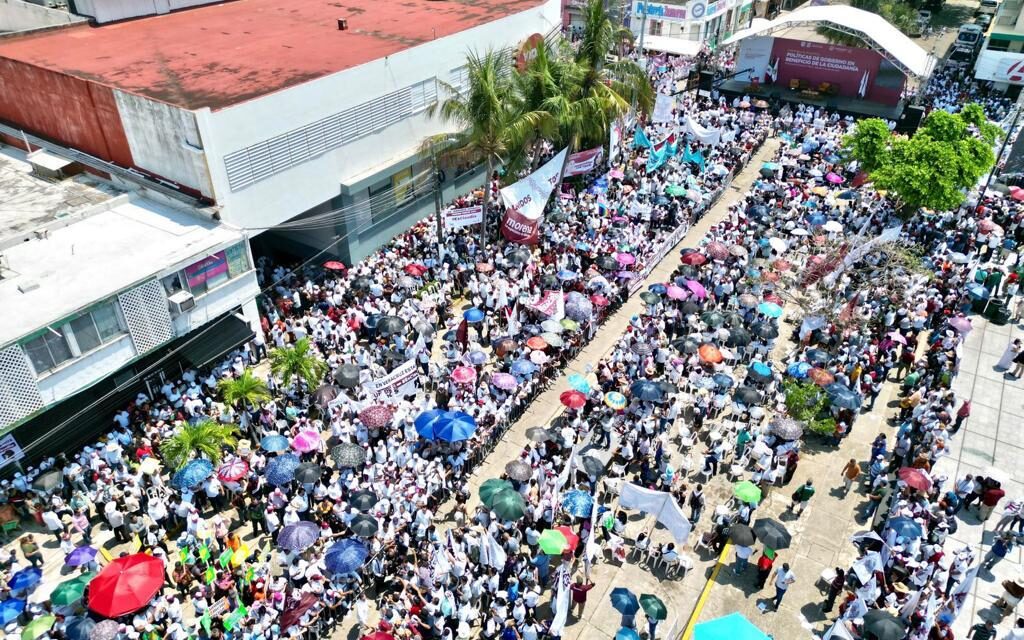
[50,572,95,606]
[733,480,762,504]
[22,615,55,640]
[665,184,687,196]
[639,594,668,621]
[639,291,660,305]
[537,529,572,555]
[479,479,514,507]
[489,489,526,520]
[560,318,580,332]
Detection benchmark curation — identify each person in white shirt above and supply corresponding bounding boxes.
[771,563,796,610]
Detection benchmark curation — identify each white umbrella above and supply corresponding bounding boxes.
[823,220,843,233]
[768,237,788,253]
[790,228,809,236]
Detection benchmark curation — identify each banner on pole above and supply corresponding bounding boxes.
[368,360,419,402]
[500,148,568,244]
[442,205,483,230]
[652,93,676,123]
[564,147,605,177]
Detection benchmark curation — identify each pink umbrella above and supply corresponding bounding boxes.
[666,285,688,300]
[615,252,636,266]
[978,218,996,233]
[612,216,628,223]
[608,169,625,179]
[825,172,844,184]
[217,459,249,482]
[684,279,707,299]
[887,331,907,346]
[949,316,973,334]
[491,372,518,390]
[451,366,476,385]
[292,429,322,453]
[530,351,550,364]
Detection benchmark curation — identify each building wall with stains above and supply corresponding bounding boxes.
[197,0,561,231]
[0,58,134,166]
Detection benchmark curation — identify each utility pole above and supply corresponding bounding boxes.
[637,0,649,70]
[980,104,1021,198]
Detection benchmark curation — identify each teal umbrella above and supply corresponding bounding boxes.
[693,613,769,640]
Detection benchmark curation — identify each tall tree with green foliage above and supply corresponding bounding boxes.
[161,420,239,470]
[217,369,271,411]
[269,337,328,388]
[843,103,1000,217]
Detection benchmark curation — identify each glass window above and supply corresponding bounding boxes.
[23,329,73,374]
[69,314,101,353]
[92,303,123,342]
[184,251,230,295]
[161,272,187,296]
[225,243,250,278]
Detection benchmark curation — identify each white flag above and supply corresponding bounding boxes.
[823,620,856,640]
[947,564,978,618]
[841,596,868,621]
[549,561,573,635]
[858,71,869,98]
[899,588,921,621]
[480,528,507,571]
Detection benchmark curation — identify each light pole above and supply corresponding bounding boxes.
[429,140,446,262]
[637,0,649,70]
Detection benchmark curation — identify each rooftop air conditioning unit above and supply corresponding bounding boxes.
[168,290,196,315]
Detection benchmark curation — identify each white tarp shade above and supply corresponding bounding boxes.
[723,5,936,78]
[640,35,701,57]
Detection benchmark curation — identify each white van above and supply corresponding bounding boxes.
[977,0,999,15]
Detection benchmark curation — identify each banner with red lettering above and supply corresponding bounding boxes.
[563,147,605,177]
[500,148,568,244]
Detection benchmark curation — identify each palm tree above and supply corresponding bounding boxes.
[425,50,551,246]
[269,337,328,388]
[217,369,271,410]
[161,420,239,470]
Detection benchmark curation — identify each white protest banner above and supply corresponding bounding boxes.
[684,115,722,145]
[527,290,563,317]
[618,482,692,543]
[442,205,483,230]
[652,93,675,123]
[549,561,572,635]
[564,147,605,177]
[368,359,419,402]
[0,435,24,471]
[500,148,568,244]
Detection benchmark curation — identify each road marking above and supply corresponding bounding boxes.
[680,541,732,640]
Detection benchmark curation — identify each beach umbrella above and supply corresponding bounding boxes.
[291,429,322,453]
[377,316,406,337]
[294,463,322,485]
[616,629,641,640]
[630,380,664,402]
[463,307,485,323]
[349,514,379,538]
[733,481,762,504]
[88,554,164,618]
[680,253,706,266]
[757,302,783,318]
[414,410,477,442]
[560,390,587,409]
[0,599,23,625]
[50,572,95,606]
[738,293,758,308]
[265,453,301,486]
[580,455,605,477]
[63,617,95,640]
[639,594,668,620]
[349,489,378,512]
[863,610,907,640]
[90,620,120,640]
[567,373,592,394]
[281,593,320,630]
[331,443,366,468]
[609,587,640,615]
[538,527,579,555]
[358,405,394,429]
[541,333,564,348]
[701,311,726,328]
[278,521,320,551]
[726,328,752,348]
[334,363,361,389]
[525,427,555,442]
[805,348,829,366]
[825,383,862,410]
[787,362,811,378]
[734,386,761,406]
[604,391,627,410]
[747,361,773,383]
[511,360,538,376]
[65,546,98,568]
[217,459,249,483]
[170,459,213,490]
[451,366,477,385]
[698,344,723,364]
[325,539,369,575]
[751,518,791,550]
[505,460,534,482]
[729,524,756,546]
[693,613,769,640]
[562,490,594,518]
[491,372,518,390]
[807,367,834,386]
[490,489,527,521]
[32,470,62,493]
[21,616,55,640]
[897,467,932,492]
[479,479,515,506]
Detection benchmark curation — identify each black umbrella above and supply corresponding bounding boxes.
[351,276,373,291]
[729,524,756,546]
[331,443,366,468]
[349,514,379,538]
[505,460,534,482]
[597,256,619,271]
[805,348,830,366]
[734,386,762,406]
[294,463,322,485]
[862,610,907,640]
[726,328,752,347]
[746,367,772,384]
[681,301,700,315]
[701,311,726,328]
[658,381,679,395]
[349,489,378,512]
[752,518,792,550]
[580,455,605,477]
[334,364,361,389]
[724,312,746,328]
[311,384,341,408]
[677,265,699,279]
[632,342,654,356]
[750,322,779,340]
[507,248,532,265]
[672,338,699,354]
[377,315,407,337]
[32,470,62,493]
[525,427,556,443]
[639,291,661,305]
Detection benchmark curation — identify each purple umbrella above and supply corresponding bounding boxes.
[615,252,636,266]
[948,316,972,334]
[825,172,844,184]
[277,521,320,552]
[616,271,636,280]
[491,373,518,390]
[684,280,707,299]
[65,546,97,567]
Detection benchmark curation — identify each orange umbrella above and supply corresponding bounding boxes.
[772,259,792,271]
[526,336,548,351]
[698,344,723,364]
[808,367,834,386]
[763,272,780,283]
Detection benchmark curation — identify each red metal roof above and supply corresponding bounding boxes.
[0,0,546,110]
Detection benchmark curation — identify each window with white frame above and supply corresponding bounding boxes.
[21,300,127,375]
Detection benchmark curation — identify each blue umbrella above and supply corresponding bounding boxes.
[630,380,664,402]
[170,459,213,489]
[325,538,369,575]
[750,361,772,378]
[567,374,591,394]
[787,362,811,378]
[65,546,97,567]
[966,283,990,300]
[64,617,95,640]
[557,269,578,281]
[695,376,717,389]
[693,613,769,640]
[7,568,41,591]
[837,190,857,200]
[712,373,734,388]
[808,213,826,226]
[616,629,641,640]
[265,453,301,486]
[277,521,320,551]
[415,410,478,442]
[747,267,761,279]
[260,434,290,452]
[888,516,923,539]
[467,351,488,365]
[610,587,640,615]
[805,348,829,366]
[757,302,783,318]
[825,383,863,410]
[562,490,594,518]
[648,283,667,295]
[0,599,24,624]
[463,307,485,323]
[511,359,538,376]
[575,242,591,251]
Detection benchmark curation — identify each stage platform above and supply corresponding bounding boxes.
[717,79,906,120]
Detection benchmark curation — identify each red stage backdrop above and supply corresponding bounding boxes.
[770,38,905,107]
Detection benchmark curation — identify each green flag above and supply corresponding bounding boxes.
[198,544,210,562]
[244,567,255,584]
[764,547,776,560]
[218,549,233,568]
[205,566,216,584]
[236,602,248,618]
[200,611,212,635]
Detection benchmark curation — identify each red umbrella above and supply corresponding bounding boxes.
[88,554,165,618]
[590,294,610,307]
[476,262,494,273]
[978,219,996,233]
[554,525,580,551]
[897,467,932,492]
[281,592,319,629]
[216,459,249,482]
[763,271,780,283]
[358,405,394,428]
[560,390,587,409]
[807,367,835,386]
[680,253,707,266]
[323,261,347,271]
[526,336,548,351]
[1010,186,1024,202]
[763,293,784,305]
[705,241,729,260]
[451,366,477,385]
[698,344,723,364]
[403,264,428,277]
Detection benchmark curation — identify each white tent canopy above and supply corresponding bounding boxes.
[723,5,936,78]
[640,35,702,58]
